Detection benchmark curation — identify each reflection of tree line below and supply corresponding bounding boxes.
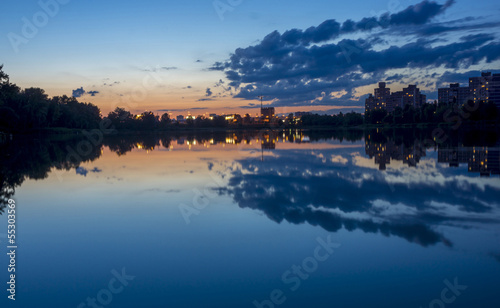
[103,130,364,154]
[0,135,102,214]
[365,128,500,176]
[0,130,364,214]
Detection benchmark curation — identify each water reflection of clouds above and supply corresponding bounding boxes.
[75,166,103,177]
[142,188,181,194]
[352,151,500,202]
[217,147,500,248]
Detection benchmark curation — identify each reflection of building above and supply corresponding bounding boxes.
[438,146,500,176]
[365,137,426,170]
[261,132,276,150]
[365,141,391,170]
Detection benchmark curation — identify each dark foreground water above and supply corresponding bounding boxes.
[0,128,499,308]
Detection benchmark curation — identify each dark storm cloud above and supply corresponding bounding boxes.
[205,88,213,97]
[439,69,500,86]
[212,0,500,107]
[218,0,454,50]
[220,34,498,104]
[88,91,99,96]
[388,0,454,25]
[392,19,500,37]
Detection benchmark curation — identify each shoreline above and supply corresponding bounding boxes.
[2,120,499,139]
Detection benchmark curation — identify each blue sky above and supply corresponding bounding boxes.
[1,0,499,115]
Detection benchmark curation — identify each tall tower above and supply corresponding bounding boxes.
[259,96,264,117]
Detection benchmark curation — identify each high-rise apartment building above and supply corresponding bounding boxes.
[366,83,426,113]
[438,83,471,105]
[438,72,500,108]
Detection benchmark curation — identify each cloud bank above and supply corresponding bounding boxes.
[211,0,500,107]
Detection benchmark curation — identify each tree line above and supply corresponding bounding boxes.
[2,65,499,133]
[300,112,364,127]
[364,101,499,126]
[0,65,101,131]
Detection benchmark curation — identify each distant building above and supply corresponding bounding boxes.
[492,74,500,108]
[387,91,403,113]
[365,94,376,113]
[438,72,500,108]
[438,83,471,105]
[365,83,425,113]
[294,111,311,118]
[176,115,184,122]
[468,72,500,108]
[365,82,390,113]
[243,113,253,124]
[374,82,391,109]
[469,72,492,104]
[402,85,426,109]
[261,107,275,122]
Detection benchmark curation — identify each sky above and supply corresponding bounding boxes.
[1,0,499,116]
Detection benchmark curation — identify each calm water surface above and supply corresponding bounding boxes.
[0,129,499,308]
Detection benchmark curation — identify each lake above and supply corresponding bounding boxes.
[0,128,499,308]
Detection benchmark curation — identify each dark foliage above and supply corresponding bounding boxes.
[0,66,101,132]
[364,101,500,126]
